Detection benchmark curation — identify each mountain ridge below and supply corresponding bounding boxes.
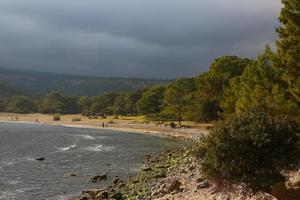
[0,68,170,97]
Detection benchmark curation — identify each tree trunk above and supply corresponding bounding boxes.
[178,111,182,127]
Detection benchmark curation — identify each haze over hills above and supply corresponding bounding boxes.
[0,68,170,97]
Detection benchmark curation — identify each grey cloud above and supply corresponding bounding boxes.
[0,0,281,78]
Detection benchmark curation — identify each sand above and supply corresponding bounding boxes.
[0,113,210,139]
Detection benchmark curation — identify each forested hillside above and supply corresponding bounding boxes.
[0,81,23,98]
[0,68,169,96]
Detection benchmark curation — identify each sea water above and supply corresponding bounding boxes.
[0,122,179,200]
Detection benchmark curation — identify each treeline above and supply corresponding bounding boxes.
[1,51,299,125]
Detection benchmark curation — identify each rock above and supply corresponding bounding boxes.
[118,182,126,188]
[152,189,167,197]
[109,192,123,200]
[90,174,107,183]
[132,179,139,183]
[96,191,109,199]
[188,165,195,171]
[196,177,205,183]
[113,178,120,185]
[35,157,45,161]
[65,173,77,177]
[286,172,300,189]
[197,181,210,189]
[154,173,166,179]
[180,169,188,174]
[142,166,152,172]
[79,196,88,200]
[151,190,160,196]
[167,180,182,192]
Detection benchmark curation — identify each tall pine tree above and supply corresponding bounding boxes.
[275,0,300,102]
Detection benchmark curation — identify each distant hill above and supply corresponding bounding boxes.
[0,81,23,98]
[0,68,170,96]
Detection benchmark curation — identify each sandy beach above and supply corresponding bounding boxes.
[0,113,210,139]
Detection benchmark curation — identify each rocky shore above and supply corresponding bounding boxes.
[73,142,293,200]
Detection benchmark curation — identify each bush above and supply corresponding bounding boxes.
[53,115,61,121]
[72,117,81,122]
[199,111,300,190]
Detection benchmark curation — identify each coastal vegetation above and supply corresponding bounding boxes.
[0,0,300,199]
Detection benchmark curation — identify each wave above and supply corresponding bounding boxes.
[8,180,21,185]
[75,134,95,140]
[0,161,14,170]
[55,144,77,153]
[0,188,25,200]
[0,157,35,169]
[82,144,115,152]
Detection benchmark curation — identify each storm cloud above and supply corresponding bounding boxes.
[0,0,281,78]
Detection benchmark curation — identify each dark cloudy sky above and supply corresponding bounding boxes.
[0,0,281,79]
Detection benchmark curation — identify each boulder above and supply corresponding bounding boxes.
[153,173,166,179]
[167,180,182,192]
[90,174,107,183]
[113,178,120,186]
[142,166,152,172]
[35,157,45,161]
[109,192,123,200]
[96,191,109,199]
[286,171,300,190]
[197,181,210,189]
[196,177,205,183]
[65,173,77,177]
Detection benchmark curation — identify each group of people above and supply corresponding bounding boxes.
[101,122,108,128]
[10,116,39,123]
[10,116,19,121]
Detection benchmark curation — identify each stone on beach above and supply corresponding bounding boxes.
[90,174,107,183]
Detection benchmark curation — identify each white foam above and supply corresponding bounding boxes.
[82,144,115,152]
[0,188,24,200]
[1,161,14,167]
[75,135,95,140]
[96,136,107,139]
[8,180,21,185]
[55,145,77,152]
[24,157,36,161]
[0,157,36,170]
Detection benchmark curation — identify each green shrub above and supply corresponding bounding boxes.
[199,111,300,190]
[72,117,81,122]
[53,115,61,121]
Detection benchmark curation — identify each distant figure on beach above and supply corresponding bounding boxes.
[11,117,14,121]
[15,116,19,121]
[36,118,38,123]
[102,122,105,128]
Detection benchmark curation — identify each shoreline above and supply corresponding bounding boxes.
[0,113,209,139]
[0,120,166,138]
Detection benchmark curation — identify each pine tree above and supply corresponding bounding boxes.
[275,0,300,102]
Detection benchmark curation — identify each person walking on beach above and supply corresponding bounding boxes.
[102,122,105,128]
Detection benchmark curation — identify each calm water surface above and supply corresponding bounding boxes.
[0,122,180,200]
